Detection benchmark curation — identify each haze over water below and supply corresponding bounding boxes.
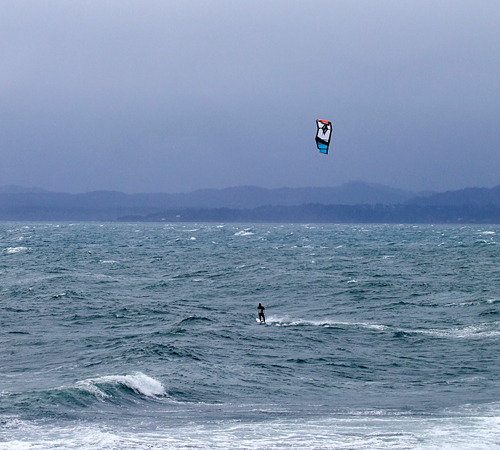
[2,2,500,193]
[1,222,500,448]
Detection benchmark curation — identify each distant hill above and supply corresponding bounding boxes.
[0,182,416,221]
[2,183,500,223]
[119,204,500,224]
[407,186,500,206]
[156,183,416,208]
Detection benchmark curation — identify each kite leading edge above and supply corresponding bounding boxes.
[315,119,332,155]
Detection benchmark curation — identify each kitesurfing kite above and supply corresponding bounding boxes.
[315,119,332,154]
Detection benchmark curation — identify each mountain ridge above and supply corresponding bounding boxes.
[0,182,416,210]
[407,186,500,206]
[1,182,500,222]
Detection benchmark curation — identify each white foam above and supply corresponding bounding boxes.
[5,247,27,254]
[403,323,500,339]
[355,322,390,331]
[269,318,500,339]
[75,380,110,399]
[266,316,389,331]
[76,373,165,398]
[234,231,254,236]
[2,404,500,449]
[444,300,480,307]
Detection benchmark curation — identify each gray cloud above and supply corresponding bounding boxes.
[1,0,499,193]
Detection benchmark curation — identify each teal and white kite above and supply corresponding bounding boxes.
[315,119,332,154]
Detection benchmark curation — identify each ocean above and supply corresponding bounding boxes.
[1,222,499,449]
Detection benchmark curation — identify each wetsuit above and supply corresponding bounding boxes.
[258,304,265,323]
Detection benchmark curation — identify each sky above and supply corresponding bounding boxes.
[1,0,499,194]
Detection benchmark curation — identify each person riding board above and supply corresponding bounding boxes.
[257,303,265,323]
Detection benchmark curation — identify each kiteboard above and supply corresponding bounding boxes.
[256,318,265,324]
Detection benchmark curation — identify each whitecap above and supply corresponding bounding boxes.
[444,301,480,307]
[264,315,284,323]
[404,323,500,339]
[5,247,27,254]
[2,407,500,450]
[77,372,165,398]
[234,231,254,236]
[355,322,390,331]
[75,380,110,399]
[265,317,389,331]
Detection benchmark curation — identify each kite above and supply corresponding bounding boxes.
[315,119,332,154]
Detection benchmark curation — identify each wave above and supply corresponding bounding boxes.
[75,373,165,399]
[1,402,500,449]
[0,372,167,413]
[234,230,254,236]
[265,316,500,340]
[5,247,27,254]
[406,323,500,339]
[266,316,389,332]
[179,316,213,325]
[171,270,209,280]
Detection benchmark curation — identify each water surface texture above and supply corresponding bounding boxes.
[1,223,499,448]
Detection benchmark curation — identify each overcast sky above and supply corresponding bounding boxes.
[1,1,499,194]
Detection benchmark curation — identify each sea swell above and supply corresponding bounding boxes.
[1,223,500,448]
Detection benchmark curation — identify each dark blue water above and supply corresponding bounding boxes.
[1,223,500,448]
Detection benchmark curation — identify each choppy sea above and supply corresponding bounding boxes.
[1,222,500,449]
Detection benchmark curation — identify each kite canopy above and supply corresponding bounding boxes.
[315,119,332,154]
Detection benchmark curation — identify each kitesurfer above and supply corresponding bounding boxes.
[258,303,265,323]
